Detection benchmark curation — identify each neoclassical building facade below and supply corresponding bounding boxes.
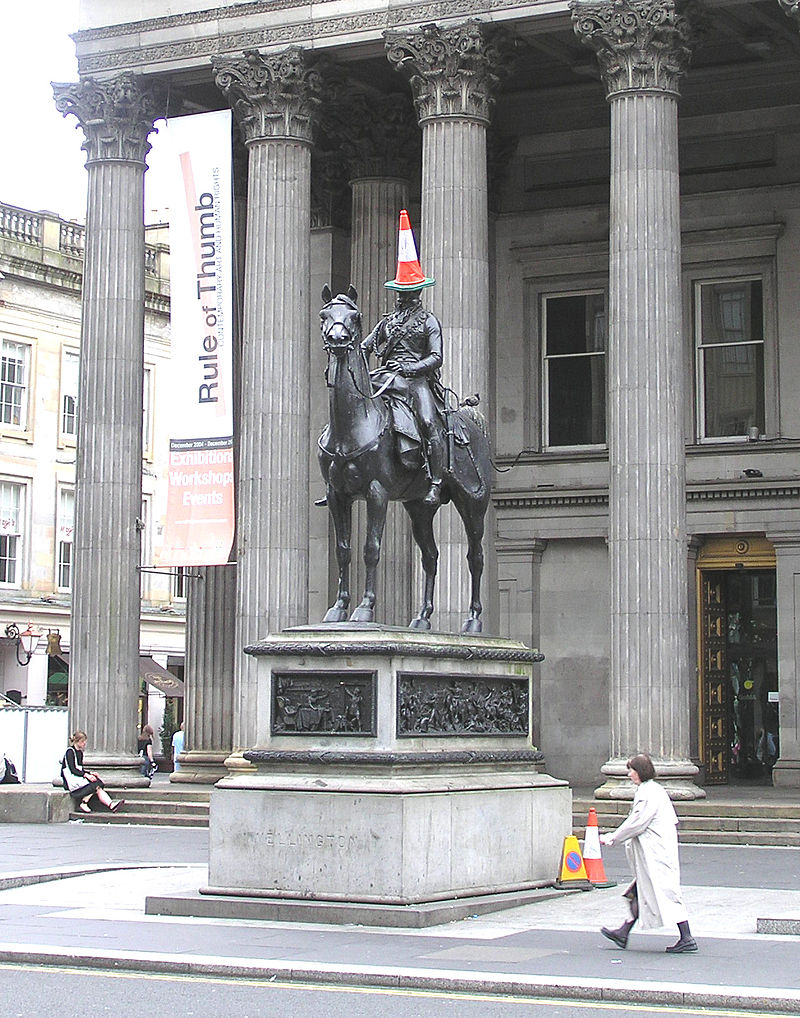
[58,0,800,794]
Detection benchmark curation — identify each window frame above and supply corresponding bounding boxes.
[56,485,75,591]
[59,347,80,445]
[0,337,34,439]
[0,479,27,588]
[539,285,608,452]
[688,261,777,445]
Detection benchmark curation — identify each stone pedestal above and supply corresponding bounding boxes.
[152,627,570,926]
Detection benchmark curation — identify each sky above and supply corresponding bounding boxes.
[1,3,169,224]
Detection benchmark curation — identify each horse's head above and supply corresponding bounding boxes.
[320,284,362,356]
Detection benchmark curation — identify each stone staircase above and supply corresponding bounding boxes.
[70,785,210,827]
[573,793,800,847]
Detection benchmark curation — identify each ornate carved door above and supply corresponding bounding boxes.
[700,572,729,784]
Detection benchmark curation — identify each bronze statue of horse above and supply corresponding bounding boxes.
[317,285,492,633]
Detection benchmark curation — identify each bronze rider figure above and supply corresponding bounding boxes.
[361,211,446,508]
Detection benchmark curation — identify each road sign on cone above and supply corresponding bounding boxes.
[583,807,617,888]
[555,834,593,889]
[384,209,435,291]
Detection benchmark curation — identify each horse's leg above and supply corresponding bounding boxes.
[350,481,388,623]
[323,487,353,623]
[404,500,438,630]
[456,495,486,634]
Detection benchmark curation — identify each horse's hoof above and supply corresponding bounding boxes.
[350,606,374,623]
[462,618,482,635]
[409,617,431,631]
[323,608,348,623]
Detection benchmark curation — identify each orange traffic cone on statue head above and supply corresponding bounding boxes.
[583,807,617,888]
[384,209,436,292]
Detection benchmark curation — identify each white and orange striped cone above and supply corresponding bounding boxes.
[384,209,435,291]
[583,807,617,888]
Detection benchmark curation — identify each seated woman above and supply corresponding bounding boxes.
[61,730,124,814]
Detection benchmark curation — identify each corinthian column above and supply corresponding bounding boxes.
[214,48,322,754]
[571,0,704,798]
[327,90,418,625]
[385,21,512,634]
[52,74,162,786]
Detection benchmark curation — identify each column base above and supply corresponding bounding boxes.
[170,751,230,785]
[222,749,258,778]
[595,758,706,801]
[772,757,800,788]
[82,754,151,789]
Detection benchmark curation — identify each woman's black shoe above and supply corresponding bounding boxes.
[665,936,698,953]
[601,925,630,949]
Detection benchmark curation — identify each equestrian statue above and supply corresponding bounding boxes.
[317,210,492,634]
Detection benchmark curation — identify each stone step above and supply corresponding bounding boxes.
[573,798,800,820]
[70,810,208,828]
[574,813,800,835]
[121,788,212,804]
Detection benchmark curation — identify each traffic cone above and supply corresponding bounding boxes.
[555,834,593,889]
[384,209,435,291]
[583,807,617,888]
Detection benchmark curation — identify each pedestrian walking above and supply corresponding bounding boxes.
[599,752,698,953]
[138,723,157,778]
[60,731,124,813]
[171,722,184,772]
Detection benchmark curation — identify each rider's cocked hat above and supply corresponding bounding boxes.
[385,209,435,291]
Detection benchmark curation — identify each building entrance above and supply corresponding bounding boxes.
[698,538,778,785]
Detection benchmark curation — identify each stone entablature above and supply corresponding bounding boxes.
[0,202,170,313]
[72,0,565,75]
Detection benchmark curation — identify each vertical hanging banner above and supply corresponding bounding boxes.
[158,110,235,567]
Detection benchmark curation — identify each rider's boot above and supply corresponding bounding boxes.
[423,435,446,507]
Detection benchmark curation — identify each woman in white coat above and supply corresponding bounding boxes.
[599,753,697,953]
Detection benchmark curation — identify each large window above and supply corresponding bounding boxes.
[0,482,24,585]
[542,290,606,447]
[61,349,79,438]
[1,340,30,429]
[695,277,765,441]
[57,488,74,590]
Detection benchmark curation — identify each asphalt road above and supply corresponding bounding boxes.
[2,964,796,1018]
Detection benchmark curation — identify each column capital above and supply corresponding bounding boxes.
[324,90,419,181]
[52,73,164,164]
[570,0,702,99]
[779,0,800,27]
[213,47,323,144]
[384,20,515,124]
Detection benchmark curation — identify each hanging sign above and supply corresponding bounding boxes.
[158,110,235,567]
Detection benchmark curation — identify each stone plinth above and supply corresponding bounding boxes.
[193,626,570,921]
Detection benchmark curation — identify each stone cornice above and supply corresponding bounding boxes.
[385,20,516,123]
[570,0,702,98]
[75,0,529,76]
[52,74,164,164]
[493,480,800,511]
[213,48,323,142]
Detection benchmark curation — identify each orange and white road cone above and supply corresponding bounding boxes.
[554,834,592,890]
[384,209,435,291]
[583,807,616,888]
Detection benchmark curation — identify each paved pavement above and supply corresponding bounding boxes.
[1,818,800,1014]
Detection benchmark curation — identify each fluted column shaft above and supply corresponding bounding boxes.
[350,176,412,624]
[421,119,489,633]
[53,75,161,784]
[386,22,511,633]
[572,0,703,797]
[215,49,320,751]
